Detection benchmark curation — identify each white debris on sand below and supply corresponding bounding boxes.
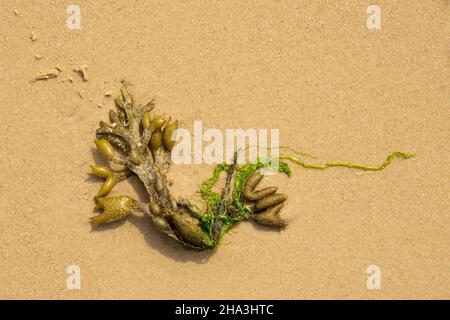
[60,77,74,83]
[30,31,37,42]
[73,65,89,81]
[31,68,59,82]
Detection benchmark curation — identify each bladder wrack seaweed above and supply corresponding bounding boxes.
[89,86,414,251]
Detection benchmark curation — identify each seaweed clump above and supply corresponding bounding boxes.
[90,86,290,250]
[89,86,414,251]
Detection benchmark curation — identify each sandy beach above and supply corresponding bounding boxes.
[0,0,448,299]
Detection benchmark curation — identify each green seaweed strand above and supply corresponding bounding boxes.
[198,158,291,243]
[198,151,414,246]
[200,163,228,210]
[278,151,415,171]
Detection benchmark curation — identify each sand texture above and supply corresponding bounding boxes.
[0,0,449,299]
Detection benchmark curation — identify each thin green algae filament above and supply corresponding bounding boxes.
[278,151,415,171]
[199,151,415,246]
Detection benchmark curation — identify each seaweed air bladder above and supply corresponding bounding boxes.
[89,86,414,251]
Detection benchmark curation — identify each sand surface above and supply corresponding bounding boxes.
[0,1,449,299]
